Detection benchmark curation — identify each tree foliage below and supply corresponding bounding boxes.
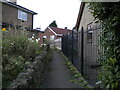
[88,2,120,88]
[49,20,57,27]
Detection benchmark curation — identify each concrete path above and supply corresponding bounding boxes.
[41,50,81,88]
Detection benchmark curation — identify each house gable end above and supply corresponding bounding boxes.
[47,27,57,35]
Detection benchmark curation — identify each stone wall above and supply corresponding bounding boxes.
[6,51,48,89]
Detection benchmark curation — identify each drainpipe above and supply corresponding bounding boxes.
[81,26,84,76]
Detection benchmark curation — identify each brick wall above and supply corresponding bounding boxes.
[2,2,33,29]
[38,28,55,45]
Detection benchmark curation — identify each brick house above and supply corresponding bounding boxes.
[38,26,72,49]
[1,0,37,30]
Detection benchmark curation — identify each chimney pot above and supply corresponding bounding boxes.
[65,27,67,29]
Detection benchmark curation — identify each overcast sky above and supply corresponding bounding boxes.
[17,0,81,30]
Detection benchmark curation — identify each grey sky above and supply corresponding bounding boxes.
[17,0,81,30]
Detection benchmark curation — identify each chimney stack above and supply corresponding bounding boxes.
[65,27,67,30]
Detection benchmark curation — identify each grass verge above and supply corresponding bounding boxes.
[57,49,93,88]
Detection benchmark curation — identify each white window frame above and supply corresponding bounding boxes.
[18,10,27,21]
[43,36,47,39]
[50,35,55,41]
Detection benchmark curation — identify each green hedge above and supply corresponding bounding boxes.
[88,2,120,88]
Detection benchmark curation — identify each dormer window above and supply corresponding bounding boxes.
[18,10,27,21]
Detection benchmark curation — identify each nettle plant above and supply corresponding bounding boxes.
[88,2,120,88]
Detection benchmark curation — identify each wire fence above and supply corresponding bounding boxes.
[62,26,102,86]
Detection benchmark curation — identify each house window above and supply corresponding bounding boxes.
[18,10,27,21]
[87,24,93,41]
[43,36,47,39]
[50,35,55,41]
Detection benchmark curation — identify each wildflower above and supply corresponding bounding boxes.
[38,38,40,41]
[10,43,14,46]
[28,38,32,41]
[2,28,6,31]
[32,36,34,39]
[36,39,39,43]
[36,38,40,43]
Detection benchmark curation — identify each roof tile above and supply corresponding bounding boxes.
[49,26,72,35]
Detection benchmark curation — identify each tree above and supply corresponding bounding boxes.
[49,20,57,27]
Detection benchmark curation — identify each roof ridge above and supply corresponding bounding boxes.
[49,26,71,31]
[48,26,72,35]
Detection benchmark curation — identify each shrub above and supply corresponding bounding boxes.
[2,29,41,88]
[88,2,120,88]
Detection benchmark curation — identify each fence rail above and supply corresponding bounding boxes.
[62,26,102,86]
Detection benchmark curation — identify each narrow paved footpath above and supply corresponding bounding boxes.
[41,50,81,88]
